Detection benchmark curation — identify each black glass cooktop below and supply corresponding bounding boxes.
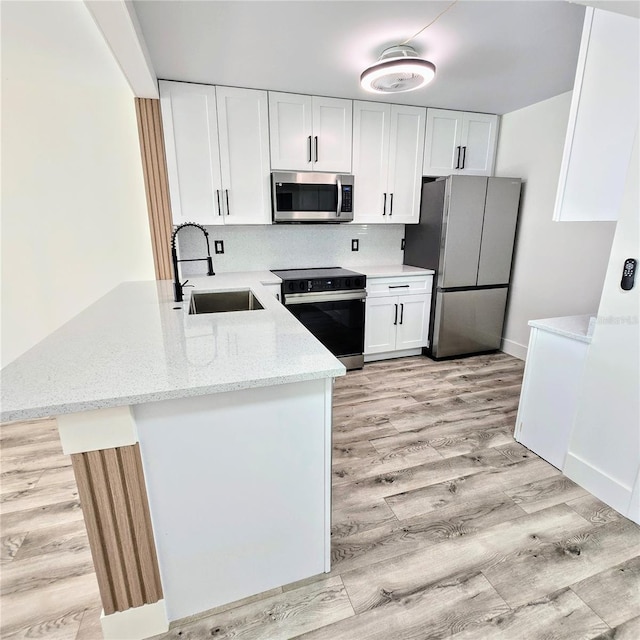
[271,267,364,281]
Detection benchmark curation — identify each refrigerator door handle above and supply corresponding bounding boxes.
[393,303,398,325]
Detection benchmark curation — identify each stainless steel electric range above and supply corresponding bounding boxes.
[271,267,367,370]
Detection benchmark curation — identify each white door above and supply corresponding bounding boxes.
[387,105,426,224]
[159,81,222,225]
[364,297,398,354]
[311,96,353,172]
[459,113,498,176]
[216,87,271,224]
[423,108,462,176]
[352,101,390,223]
[395,294,430,350]
[268,92,313,171]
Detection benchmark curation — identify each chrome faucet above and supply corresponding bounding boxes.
[171,222,215,302]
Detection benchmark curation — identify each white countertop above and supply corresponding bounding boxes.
[355,264,435,278]
[529,314,595,344]
[0,271,345,423]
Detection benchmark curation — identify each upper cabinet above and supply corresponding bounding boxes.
[160,81,271,225]
[423,108,498,177]
[268,92,353,172]
[352,101,426,224]
[553,8,639,222]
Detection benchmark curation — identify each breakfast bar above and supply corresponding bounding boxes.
[0,274,345,639]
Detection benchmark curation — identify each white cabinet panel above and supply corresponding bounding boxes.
[395,294,430,350]
[554,8,639,222]
[160,81,222,225]
[387,105,426,224]
[269,93,352,172]
[365,297,398,354]
[268,92,313,171]
[216,87,271,224]
[312,96,353,173]
[353,101,425,224]
[424,108,498,177]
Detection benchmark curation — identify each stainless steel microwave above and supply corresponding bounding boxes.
[271,172,354,223]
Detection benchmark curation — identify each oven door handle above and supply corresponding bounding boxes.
[284,289,367,305]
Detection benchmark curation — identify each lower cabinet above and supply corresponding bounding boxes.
[364,274,432,360]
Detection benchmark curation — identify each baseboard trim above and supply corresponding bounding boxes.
[501,338,527,360]
[364,348,422,363]
[101,600,169,640]
[564,452,632,518]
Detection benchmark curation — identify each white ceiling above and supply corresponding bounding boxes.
[132,0,587,115]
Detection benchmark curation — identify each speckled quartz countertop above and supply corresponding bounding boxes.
[355,265,435,277]
[0,271,345,423]
[529,314,596,344]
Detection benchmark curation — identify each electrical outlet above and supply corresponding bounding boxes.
[214,240,224,255]
[351,239,359,251]
[401,238,406,251]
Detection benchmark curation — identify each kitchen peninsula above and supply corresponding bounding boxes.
[0,273,345,639]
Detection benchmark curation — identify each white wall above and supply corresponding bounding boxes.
[494,92,616,359]
[1,1,155,368]
[565,132,639,523]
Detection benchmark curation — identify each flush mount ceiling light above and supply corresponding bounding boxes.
[360,45,436,94]
[360,0,459,94]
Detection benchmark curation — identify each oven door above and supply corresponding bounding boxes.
[272,172,353,223]
[284,290,366,367]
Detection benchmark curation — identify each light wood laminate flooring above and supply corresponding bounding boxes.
[1,353,638,639]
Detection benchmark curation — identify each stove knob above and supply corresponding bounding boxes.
[345,278,351,288]
[299,281,305,291]
[288,282,295,292]
[355,277,363,288]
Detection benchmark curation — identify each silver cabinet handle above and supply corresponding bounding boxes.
[314,136,318,163]
[393,303,398,325]
[225,189,230,215]
[216,190,222,216]
[383,193,387,216]
[399,303,404,324]
[389,193,394,216]
[308,136,312,163]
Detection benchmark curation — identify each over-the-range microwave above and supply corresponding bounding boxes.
[271,172,354,223]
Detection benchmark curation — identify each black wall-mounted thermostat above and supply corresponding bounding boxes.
[621,258,637,291]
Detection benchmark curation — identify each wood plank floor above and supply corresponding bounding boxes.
[1,353,639,639]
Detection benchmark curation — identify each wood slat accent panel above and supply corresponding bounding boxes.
[135,97,173,281]
[71,444,163,615]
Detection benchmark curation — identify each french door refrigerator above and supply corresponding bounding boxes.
[404,175,521,359]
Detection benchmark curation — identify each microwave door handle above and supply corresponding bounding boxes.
[336,176,342,217]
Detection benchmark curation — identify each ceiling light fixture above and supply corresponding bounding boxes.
[360,0,459,94]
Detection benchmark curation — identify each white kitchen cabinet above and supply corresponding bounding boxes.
[352,101,425,224]
[364,275,432,360]
[261,282,282,302]
[553,8,639,222]
[423,108,498,177]
[514,317,591,470]
[160,81,271,226]
[269,92,352,172]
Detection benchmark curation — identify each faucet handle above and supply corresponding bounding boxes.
[181,279,194,289]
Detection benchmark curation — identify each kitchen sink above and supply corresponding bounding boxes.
[188,290,264,315]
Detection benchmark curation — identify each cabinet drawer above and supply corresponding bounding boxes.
[366,275,433,298]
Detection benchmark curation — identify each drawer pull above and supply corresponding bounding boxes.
[389,284,411,289]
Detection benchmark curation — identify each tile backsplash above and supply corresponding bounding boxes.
[176,224,405,275]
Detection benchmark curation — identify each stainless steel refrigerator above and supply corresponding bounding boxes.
[404,175,522,359]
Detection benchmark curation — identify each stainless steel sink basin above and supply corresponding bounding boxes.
[188,290,264,315]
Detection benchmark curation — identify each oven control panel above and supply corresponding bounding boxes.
[284,276,366,293]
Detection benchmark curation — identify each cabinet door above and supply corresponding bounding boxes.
[459,113,498,176]
[364,297,398,354]
[423,108,462,176]
[216,87,271,225]
[387,105,426,224]
[160,81,222,225]
[311,96,353,172]
[395,294,430,350]
[352,101,390,223]
[268,92,313,171]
